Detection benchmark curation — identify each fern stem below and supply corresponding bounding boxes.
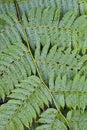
[14,0,21,21]
[22,27,70,128]
[14,0,71,124]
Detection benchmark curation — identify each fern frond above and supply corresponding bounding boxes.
[35,43,87,110]
[0,76,51,130]
[0,0,87,17]
[24,7,60,48]
[36,109,87,130]
[0,43,36,99]
[18,0,87,15]
[0,8,87,51]
[67,110,87,130]
[35,43,87,83]
[36,108,67,130]
[24,8,87,48]
[0,12,25,51]
[51,74,87,110]
[0,13,18,30]
[0,1,16,14]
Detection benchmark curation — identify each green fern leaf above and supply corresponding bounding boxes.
[0,76,52,130]
[35,43,87,83]
[67,110,87,130]
[24,8,87,48]
[36,109,87,130]
[0,0,87,16]
[35,43,87,110]
[36,108,67,130]
[0,43,36,99]
[0,7,87,51]
[52,74,87,110]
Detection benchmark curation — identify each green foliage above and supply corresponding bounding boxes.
[35,44,87,110]
[0,0,87,130]
[37,109,87,130]
[36,108,67,130]
[0,43,36,99]
[1,0,87,15]
[67,110,87,130]
[0,76,51,130]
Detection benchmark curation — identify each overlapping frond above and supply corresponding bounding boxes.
[51,74,87,110]
[24,8,87,48]
[67,110,87,130]
[0,1,16,14]
[0,7,87,51]
[0,43,36,99]
[0,12,25,51]
[1,0,87,15]
[0,76,52,130]
[36,109,87,130]
[35,43,87,83]
[35,43,87,110]
[19,0,87,15]
[36,108,67,130]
